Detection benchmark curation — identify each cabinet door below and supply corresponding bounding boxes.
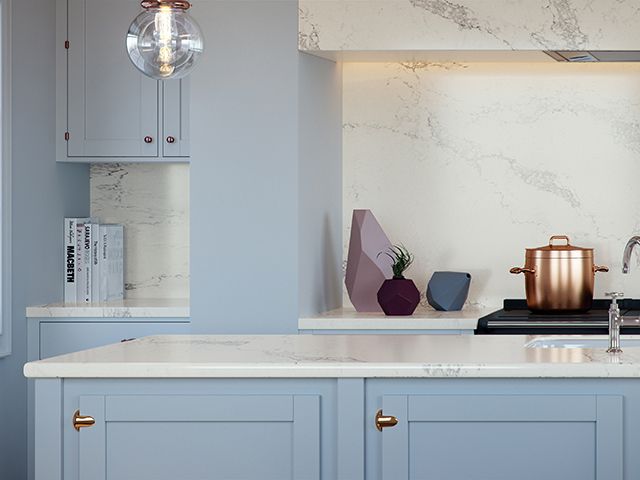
[67,0,158,158]
[78,394,320,480]
[380,394,622,480]
[162,79,190,157]
[39,321,190,358]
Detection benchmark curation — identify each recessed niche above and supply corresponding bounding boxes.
[90,163,189,300]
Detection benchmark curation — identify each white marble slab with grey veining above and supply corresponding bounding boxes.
[26,298,190,318]
[299,306,491,330]
[300,0,640,52]
[343,61,640,308]
[23,334,640,378]
[90,163,189,300]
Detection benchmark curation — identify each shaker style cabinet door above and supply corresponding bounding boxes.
[66,0,158,158]
[379,394,622,480]
[77,394,320,480]
[162,79,190,157]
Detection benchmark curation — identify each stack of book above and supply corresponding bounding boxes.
[64,218,124,304]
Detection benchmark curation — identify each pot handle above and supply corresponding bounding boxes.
[510,267,536,274]
[549,235,571,246]
[594,265,609,273]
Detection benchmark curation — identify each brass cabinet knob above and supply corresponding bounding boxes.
[375,409,398,431]
[166,136,176,144]
[144,136,153,144]
[72,410,95,431]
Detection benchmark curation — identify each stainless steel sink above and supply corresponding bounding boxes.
[525,336,640,349]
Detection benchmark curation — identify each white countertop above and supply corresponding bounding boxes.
[25,298,190,318]
[23,334,640,379]
[298,306,491,330]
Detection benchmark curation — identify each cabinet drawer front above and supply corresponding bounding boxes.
[79,394,320,480]
[380,394,622,480]
[39,322,189,358]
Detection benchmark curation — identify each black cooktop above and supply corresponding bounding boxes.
[475,299,640,335]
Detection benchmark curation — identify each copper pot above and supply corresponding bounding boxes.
[510,235,609,312]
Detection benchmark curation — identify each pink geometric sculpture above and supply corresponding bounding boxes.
[345,210,393,312]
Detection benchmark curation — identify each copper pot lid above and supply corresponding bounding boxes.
[525,235,594,259]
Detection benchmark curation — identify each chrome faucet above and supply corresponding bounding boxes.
[605,292,640,353]
[622,236,640,273]
[606,292,625,353]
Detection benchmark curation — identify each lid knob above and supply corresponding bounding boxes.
[549,235,571,247]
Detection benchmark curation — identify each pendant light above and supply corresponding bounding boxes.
[126,0,204,80]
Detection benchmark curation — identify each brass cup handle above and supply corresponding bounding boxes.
[549,235,571,247]
[594,265,609,273]
[73,410,95,431]
[510,267,536,275]
[375,409,398,431]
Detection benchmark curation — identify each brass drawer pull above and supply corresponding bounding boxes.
[73,410,95,431]
[375,409,398,431]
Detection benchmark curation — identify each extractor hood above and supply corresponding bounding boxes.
[546,51,640,62]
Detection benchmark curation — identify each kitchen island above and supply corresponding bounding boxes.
[25,334,640,480]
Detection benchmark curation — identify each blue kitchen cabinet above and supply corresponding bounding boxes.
[27,318,191,480]
[366,380,624,480]
[77,394,319,480]
[33,376,635,480]
[36,378,346,480]
[58,0,189,162]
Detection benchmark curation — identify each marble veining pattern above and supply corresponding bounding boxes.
[343,62,640,308]
[25,298,190,318]
[299,0,640,51]
[23,334,640,378]
[90,164,189,299]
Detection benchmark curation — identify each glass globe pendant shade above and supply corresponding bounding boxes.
[126,0,204,80]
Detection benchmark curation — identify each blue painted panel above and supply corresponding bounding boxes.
[596,396,623,480]
[77,393,320,480]
[39,321,190,358]
[337,379,365,480]
[61,379,338,480]
[34,379,63,480]
[78,396,105,480]
[408,394,597,421]
[106,394,294,422]
[374,388,623,480]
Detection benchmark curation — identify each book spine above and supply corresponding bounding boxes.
[63,218,77,304]
[91,223,100,303]
[99,225,108,303]
[82,223,92,302]
[75,222,85,303]
[106,225,124,301]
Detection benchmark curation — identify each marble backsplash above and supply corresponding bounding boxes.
[90,163,189,299]
[300,0,640,51]
[343,62,640,308]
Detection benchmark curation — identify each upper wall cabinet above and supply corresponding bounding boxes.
[56,0,189,163]
[299,0,640,53]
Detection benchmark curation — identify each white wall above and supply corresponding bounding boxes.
[90,163,189,299]
[343,62,640,308]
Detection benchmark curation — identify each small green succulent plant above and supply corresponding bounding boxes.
[379,244,414,279]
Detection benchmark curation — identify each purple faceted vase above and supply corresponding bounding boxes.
[377,277,421,316]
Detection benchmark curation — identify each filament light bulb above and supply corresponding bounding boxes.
[126,1,204,80]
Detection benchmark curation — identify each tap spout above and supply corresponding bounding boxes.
[623,236,640,274]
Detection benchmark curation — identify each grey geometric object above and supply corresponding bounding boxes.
[345,210,393,312]
[426,271,471,311]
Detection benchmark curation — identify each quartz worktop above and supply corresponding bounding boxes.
[23,334,640,379]
[25,298,190,318]
[298,306,491,331]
